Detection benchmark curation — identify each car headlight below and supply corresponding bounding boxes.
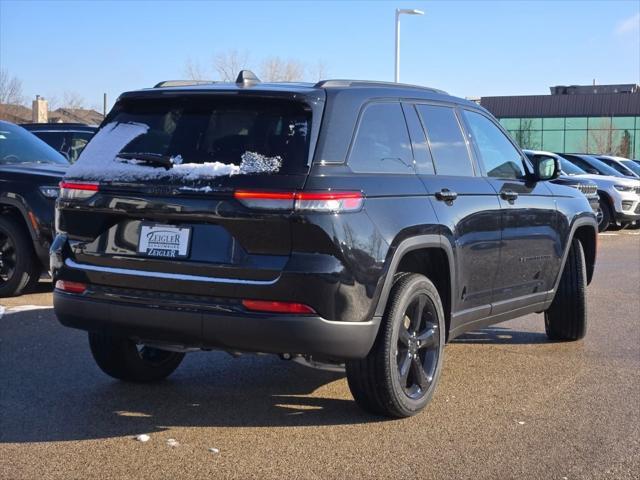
[613,184,635,192]
[39,186,60,198]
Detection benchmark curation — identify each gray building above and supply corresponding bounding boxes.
[480,84,640,159]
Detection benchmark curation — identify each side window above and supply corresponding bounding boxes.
[416,104,474,176]
[348,102,414,174]
[402,104,435,175]
[463,110,525,179]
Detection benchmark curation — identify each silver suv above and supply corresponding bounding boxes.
[558,153,640,231]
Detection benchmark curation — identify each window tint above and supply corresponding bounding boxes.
[416,105,473,176]
[463,110,525,179]
[109,96,312,174]
[349,102,413,173]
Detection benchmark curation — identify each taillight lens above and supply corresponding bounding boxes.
[295,191,363,212]
[55,280,87,294]
[234,190,295,210]
[234,190,363,212]
[242,299,316,314]
[59,181,99,200]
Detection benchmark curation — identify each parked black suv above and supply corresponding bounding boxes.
[52,73,597,417]
[0,121,68,296]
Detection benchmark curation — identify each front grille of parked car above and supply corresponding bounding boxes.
[577,184,597,196]
[635,203,640,214]
[635,186,640,195]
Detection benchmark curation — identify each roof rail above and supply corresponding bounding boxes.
[314,79,448,95]
[153,80,216,88]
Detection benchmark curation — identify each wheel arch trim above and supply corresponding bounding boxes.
[0,196,38,244]
[549,215,598,299]
[373,234,455,318]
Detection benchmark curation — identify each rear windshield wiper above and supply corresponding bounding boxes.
[117,152,176,169]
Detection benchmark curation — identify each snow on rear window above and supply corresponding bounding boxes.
[65,97,310,182]
[66,122,283,182]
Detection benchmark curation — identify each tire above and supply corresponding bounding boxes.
[544,238,587,341]
[597,199,611,232]
[0,216,40,297]
[88,332,185,382]
[346,273,446,418]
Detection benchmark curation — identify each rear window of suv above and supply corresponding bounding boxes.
[105,96,312,175]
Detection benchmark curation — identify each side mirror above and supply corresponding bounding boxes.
[530,155,560,181]
[587,168,599,175]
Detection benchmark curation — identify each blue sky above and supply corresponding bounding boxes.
[1,0,638,110]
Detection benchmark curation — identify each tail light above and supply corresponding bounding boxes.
[59,181,99,200]
[234,190,363,212]
[55,280,87,294]
[242,299,316,314]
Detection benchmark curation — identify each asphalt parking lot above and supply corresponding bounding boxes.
[1,231,639,480]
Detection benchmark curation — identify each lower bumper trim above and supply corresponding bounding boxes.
[53,292,380,360]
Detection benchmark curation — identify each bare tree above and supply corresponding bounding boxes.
[517,119,541,150]
[0,69,25,105]
[184,58,209,81]
[309,60,328,82]
[588,128,612,154]
[46,94,60,110]
[260,57,304,82]
[61,91,86,109]
[618,130,632,157]
[213,49,250,81]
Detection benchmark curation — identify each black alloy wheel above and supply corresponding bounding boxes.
[0,230,17,286]
[396,293,440,399]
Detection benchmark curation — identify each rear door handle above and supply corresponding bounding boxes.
[435,189,458,202]
[500,190,519,202]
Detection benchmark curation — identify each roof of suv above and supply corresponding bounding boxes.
[121,72,478,110]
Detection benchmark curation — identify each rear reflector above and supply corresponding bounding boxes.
[234,190,363,212]
[242,299,316,314]
[59,181,99,200]
[55,280,87,294]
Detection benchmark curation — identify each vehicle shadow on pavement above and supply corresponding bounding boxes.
[0,309,379,444]
[452,326,550,344]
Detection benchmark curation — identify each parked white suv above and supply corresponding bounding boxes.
[558,153,640,231]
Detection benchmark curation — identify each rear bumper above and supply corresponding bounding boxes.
[53,291,380,360]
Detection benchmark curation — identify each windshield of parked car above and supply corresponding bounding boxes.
[621,160,640,176]
[565,154,623,177]
[585,156,627,176]
[557,156,587,175]
[0,122,69,165]
[33,130,95,163]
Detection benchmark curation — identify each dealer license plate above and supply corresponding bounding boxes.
[137,223,191,259]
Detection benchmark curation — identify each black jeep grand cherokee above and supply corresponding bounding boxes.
[52,72,597,418]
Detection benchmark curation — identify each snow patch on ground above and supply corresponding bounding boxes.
[166,438,179,448]
[66,121,282,183]
[1,305,51,316]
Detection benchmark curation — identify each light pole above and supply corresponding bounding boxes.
[395,8,424,83]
